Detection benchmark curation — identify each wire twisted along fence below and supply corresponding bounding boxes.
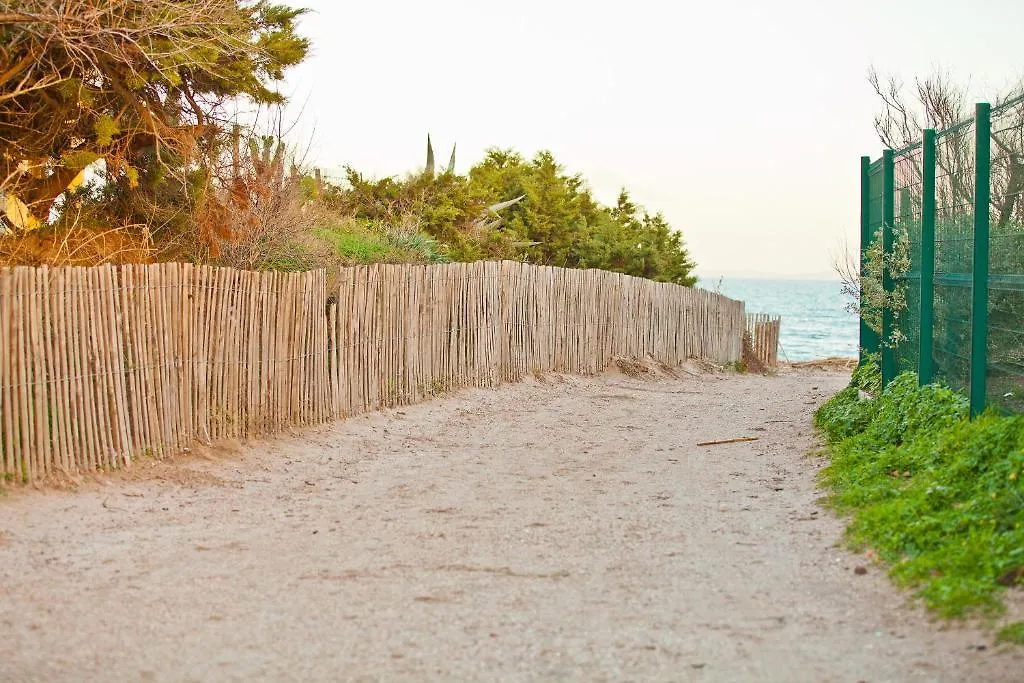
[0,261,747,483]
[860,95,1024,415]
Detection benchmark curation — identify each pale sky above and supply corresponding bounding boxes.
[279,0,1023,278]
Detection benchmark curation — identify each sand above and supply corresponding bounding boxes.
[0,365,1021,682]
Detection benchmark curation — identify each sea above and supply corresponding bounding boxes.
[698,277,859,362]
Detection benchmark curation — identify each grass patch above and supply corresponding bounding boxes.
[315,218,449,266]
[815,367,1024,619]
[316,226,390,263]
[998,622,1024,645]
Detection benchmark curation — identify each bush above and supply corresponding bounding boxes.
[328,148,698,284]
[816,365,1024,618]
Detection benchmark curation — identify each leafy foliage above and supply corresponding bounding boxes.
[326,164,518,263]
[839,223,910,349]
[0,0,309,233]
[852,352,883,394]
[816,365,1024,618]
[328,146,697,284]
[2,1,699,284]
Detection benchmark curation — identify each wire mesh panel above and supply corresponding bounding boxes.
[893,146,923,375]
[932,121,976,394]
[987,100,1024,413]
[862,98,1024,414]
[863,160,885,355]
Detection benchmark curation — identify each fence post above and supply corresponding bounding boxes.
[859,156,879,366]
[881,149,896,387]
[970,103,991,417]
[919,129,937,385]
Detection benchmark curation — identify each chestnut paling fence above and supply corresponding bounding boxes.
[0,260,749,483]
[745,313,781,370]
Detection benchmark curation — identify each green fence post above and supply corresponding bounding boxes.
[919,129,937,385]
[881,149,896,387]
[970,103,991,417]
[859,156,878,365]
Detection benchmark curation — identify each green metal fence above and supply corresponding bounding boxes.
[860,97,1024,416]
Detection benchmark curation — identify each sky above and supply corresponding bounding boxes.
[277,0,1024,279]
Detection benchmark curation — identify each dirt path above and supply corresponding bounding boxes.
[0,367,1020,682]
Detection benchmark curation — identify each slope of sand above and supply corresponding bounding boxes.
[0,366,1021,682]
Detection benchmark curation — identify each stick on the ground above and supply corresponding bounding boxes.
[697,436,759,447]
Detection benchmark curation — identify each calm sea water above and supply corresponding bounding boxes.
[698,277,859,362]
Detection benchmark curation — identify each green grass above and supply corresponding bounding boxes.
[316,227,390,263]
[315,219,449,266]
[998,622,1024,645]
[815,368,1024,619]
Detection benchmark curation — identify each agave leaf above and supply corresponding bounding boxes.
[446,144,456,174]
[425,134,434,177]
[486,194,526,214]
[473,217,502,232]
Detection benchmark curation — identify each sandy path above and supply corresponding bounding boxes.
[0,367,1020,682]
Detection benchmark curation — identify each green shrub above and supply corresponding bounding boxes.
[814,387,878,443]
[326,147,698,284]
[816,364,1024,618]
[851,353,882,394]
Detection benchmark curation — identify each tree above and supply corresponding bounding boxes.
[324,143,529,264]
[579,191,696,286]
[0,0,309,231]
[326,144,698,284]
[868,69,1024,225]
[468,149,603,267]
[468,150,696,284]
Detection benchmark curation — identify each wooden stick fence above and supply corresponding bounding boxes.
[0,261,745,483]
[745,313,782,369]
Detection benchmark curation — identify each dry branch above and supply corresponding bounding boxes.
[696,437,759,447]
